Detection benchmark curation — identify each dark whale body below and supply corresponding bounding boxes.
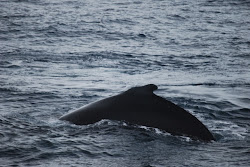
[60,84,215,141]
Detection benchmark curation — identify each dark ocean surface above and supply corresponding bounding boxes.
[1,0,250,166]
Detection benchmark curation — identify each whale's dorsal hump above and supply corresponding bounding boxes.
[125,84,158,95]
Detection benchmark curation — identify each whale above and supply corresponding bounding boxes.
[60,84,215,141]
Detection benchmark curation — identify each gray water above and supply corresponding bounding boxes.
[1,0,250,166]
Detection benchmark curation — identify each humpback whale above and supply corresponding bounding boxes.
[60,84,215,141]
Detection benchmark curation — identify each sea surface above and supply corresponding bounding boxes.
[1,0,250,166]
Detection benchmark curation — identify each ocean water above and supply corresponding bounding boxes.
[1,0,250,166]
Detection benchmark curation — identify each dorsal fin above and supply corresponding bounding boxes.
[140,84,158,92]
[125,84,158,95]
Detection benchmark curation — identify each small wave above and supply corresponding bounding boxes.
[1,87,60,100]
[227,108,250,124]
[0,61,11,66]
[163,82,250,88]
[0,87,20,94]
[210,120,248,140]
[6,64,21,69]
[167,14,187,21]
[236,53,250,59]
[0,60,22,69]
[138,33,146,38]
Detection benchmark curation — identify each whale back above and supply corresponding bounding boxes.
[60,84,215,141]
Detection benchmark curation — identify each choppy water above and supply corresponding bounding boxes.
[1,0,250,166]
